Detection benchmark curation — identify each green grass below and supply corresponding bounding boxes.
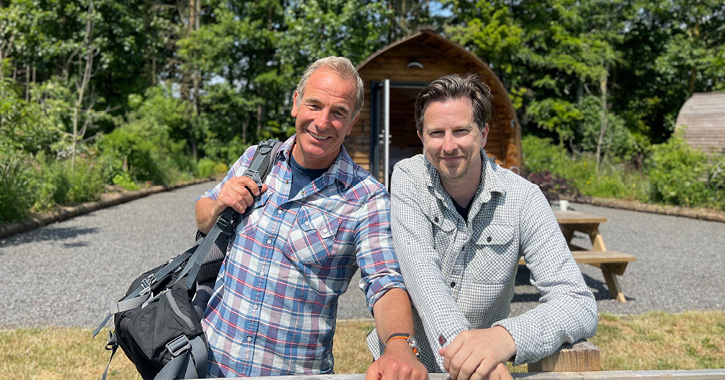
[1,311,723,379]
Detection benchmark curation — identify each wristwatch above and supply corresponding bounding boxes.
[386,333,421,359]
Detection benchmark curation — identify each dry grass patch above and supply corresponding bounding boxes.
[1,311,723,378]
[0,327,139,379]
[591,310,725,370]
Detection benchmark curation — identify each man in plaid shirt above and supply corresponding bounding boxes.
[369,74,597,380]
[195,57,427,379]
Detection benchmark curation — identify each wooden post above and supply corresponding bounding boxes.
[528,340,601,372]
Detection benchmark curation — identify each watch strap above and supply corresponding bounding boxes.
[386,333,411,345]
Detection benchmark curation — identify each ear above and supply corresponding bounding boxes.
[481,123,490,143]
[345,113,359,136]
[291,91,299,118]
[417,130,424,144]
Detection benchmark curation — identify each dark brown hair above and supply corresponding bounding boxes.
[414,74,492,133]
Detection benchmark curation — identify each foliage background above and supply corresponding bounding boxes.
[1,0,724,223]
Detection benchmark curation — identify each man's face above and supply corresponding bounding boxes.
[418,97,488,184]
[291,68,359,169]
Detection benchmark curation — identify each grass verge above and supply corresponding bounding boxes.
[1,311,723,379]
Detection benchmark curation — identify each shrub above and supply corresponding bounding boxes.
[526,170,578,202]
[646,136,711,208]
[521,135,572,175]
[523,135,650,202]
[32,157,105,211]
[196,158,229,178]
[0,153,34,223]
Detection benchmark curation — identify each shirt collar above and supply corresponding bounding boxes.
[423,149,506,202]
[282,135,355,190]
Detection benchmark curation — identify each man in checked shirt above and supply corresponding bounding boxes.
[369,74,597,380]
[195,57,427,379]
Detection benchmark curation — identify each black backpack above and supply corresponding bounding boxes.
[93,139,282,379]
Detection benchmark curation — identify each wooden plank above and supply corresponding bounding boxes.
[242,369,725,380]
[555,211,607,224]
[528,340,601,372]
[518,251,636,266]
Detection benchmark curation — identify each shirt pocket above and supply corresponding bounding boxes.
[285,207,342,264]
[468,224,517,284]
[425,208,456,248]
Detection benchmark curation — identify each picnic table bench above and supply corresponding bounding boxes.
[518,210,636,303]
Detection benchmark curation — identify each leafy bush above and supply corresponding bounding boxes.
[0,153,34,222]
[32,156,105,211]
[521,135,572,174]
[523,135,650,202]
[196,158,229,178]
[646,136,718,208]
[112,173,140,190]
[526,170,578,202]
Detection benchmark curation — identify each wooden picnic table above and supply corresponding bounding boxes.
[554,210,608,251]
[519,210,635,303]
[554,210,635,303]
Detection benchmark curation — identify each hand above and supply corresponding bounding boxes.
[439,327,516,380]
[215,176,267,215]
[487,363,513,380]
[365,339,428,380]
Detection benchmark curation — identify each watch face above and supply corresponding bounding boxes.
[407,336,421,359]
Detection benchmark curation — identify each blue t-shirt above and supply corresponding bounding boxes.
[289,153,328,198]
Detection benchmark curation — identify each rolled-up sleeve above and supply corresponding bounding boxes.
[355,189,406,313]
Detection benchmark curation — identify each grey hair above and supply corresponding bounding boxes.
[414,74,492,133]
[296,56,365,118]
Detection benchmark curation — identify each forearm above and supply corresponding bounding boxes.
[195,196,224,234]
[372,288,415,342]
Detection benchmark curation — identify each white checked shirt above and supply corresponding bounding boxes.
[368,151,597,371]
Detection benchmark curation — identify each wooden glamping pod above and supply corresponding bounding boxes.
[344,29,522,186]
[675,92,725,154]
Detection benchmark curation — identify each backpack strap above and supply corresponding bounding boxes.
[179,138,282,289]
[92,139,282,338]
[153,334,208,379]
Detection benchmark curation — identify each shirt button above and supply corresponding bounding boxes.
[277,209,283,215]
[450,282,456,288]
[461,245,465,251]
[304,221,309,226]
[434,217,439,223]
[487,236,492,243]
[266,239,272,244]
[246,336,252,342]
[254,304,259,310]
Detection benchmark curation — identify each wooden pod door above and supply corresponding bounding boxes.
[350,29,522,186]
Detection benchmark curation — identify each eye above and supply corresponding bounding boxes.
[307,104,321,110]
[429,131,443,137]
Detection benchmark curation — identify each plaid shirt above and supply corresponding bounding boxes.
[200,136,405,377]
[368,151,596,370]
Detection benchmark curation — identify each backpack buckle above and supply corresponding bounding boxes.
[139,274,155,296]
[166,335,191,357]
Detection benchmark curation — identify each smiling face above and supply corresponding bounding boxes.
[290,67,359,169]
[418,97,489,187]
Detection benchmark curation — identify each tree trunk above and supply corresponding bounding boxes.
[595,70,608,173]
[72,0,96,169]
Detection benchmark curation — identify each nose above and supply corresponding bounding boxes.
[442,131,457,153]
[315,108,332,129]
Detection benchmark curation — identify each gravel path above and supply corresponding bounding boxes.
[0,181,723,328]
